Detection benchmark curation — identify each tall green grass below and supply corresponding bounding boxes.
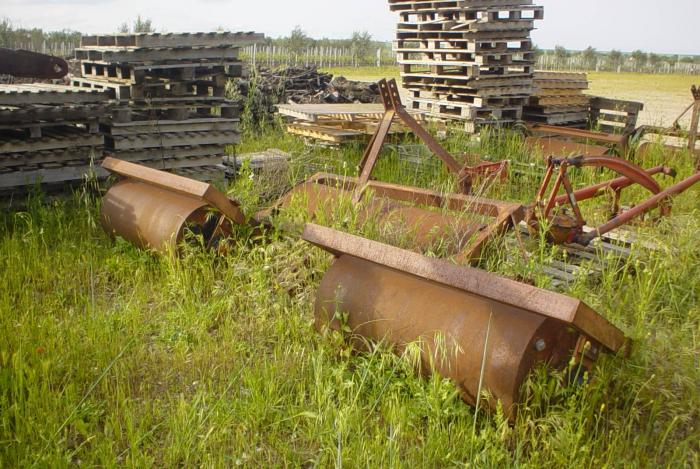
[0,128,698,467]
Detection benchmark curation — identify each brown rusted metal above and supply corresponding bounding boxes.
[528,155,696,245]
[303,223,628,417]
[527,123,629,153]
[458,159,509,194]
[269,172,523,262]
[525,136,609,158]
[355,79,501,197]
[0,48,68,79]
[101,157,245,254]
[689,85,700,162]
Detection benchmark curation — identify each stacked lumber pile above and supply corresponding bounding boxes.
[523,71,590,127]
[71,32,263,180]
[0,84,109,193]
[388,0,543,129]
[277,103,415,144]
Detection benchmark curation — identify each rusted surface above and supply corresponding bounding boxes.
[303,223,628,416]
[527,123,628,152]
[270,172,523,262]
[355,79,489,197]
[525,136,609,158]
[101,157,245,254]
[0,48,68,79]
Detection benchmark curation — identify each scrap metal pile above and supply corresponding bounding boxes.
[70,32,263,180]
[0,83,110,194]
[98,78,700,417]
[523,71,590,127]
[389,0,542,129]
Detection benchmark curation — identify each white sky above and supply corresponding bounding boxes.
[2,0,698,55]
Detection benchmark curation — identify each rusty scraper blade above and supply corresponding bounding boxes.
[302,223,629,417]
[100,157,245,254]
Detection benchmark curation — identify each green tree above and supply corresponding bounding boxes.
[608,49,623,69]
[286,26,310,55]
[554,45,569,61]
[350,31,373,65]
[133,15,154,33]
[581,46,597,69]
[631,49,647,68]
[648,53,661,69]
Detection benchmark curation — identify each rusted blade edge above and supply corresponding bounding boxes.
[302,223,628,353]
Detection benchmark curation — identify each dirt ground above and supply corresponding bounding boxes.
[327,68,698,128]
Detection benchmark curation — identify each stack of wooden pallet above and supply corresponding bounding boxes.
[71,32,263,180]
[523,71,590,127]
[0,84,110,193]
[388,0,543,129]
[277,103,416,144]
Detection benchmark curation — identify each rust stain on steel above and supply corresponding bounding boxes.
[0,48,69,79]
[354,79,496,198]
[269,172,524,262]
[303,223,628,416]
[101,157,245,253]
[525,136,609,158]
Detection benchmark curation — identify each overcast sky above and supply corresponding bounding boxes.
[2,0,697,55]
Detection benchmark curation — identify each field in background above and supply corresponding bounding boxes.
[325,67,698,127]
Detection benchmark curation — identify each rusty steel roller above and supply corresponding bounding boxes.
[303,224,628,417]
[101,157,246,254]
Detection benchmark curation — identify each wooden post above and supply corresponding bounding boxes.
[689,85,700,168]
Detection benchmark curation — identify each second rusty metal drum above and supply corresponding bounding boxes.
[314,255,579,415]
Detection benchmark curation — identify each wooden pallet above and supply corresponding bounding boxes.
[105,118,239,136]
[0,146,98,169]
[0,104,108,125]
[0,128,104,153]
[0,158,107,189]
[0,118,100,138]
[74,45,240,64]
[80,31,264,48]
[80,61,242,85]
[111,144,228,163]
[106,130,240,151]
[0,84,110,106]
[71,77,226,101]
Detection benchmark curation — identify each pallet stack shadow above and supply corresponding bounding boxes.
[0,84,109,194]
[523,72,590,127]
[389,0,543,130]
[71,32,263,180]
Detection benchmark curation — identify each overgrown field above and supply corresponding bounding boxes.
[1,126,699,467]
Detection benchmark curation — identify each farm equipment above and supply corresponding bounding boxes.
[101,78,516,260]
[100,157,245,253]
[527,155,700,245]
[97,78,649,418]
[303,223,629,417]
[0,48,69,79]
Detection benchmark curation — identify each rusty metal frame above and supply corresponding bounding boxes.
[527,123,629,154]
[268,172,523,262]
[354,78,503,198]
[531,155,699,245]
